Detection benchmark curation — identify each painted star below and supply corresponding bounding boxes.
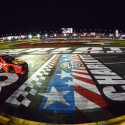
[64,80,77,87]
[56,70,72,79]
[38,86,70,109]
[62,55,69,58]
[64,57,70,61]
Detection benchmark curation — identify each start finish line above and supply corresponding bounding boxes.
[0,47,125,54]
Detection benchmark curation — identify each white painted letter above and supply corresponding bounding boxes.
[103,86,125,101]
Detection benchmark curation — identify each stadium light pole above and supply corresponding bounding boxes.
[54,33,57,39]
[28,34,32,43]
[37,34,40,43]
[8,36,12,44]
[64,33,67,40]
[45,34,48,39]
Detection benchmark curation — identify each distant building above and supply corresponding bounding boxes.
[115,29,119,38]
[119,34,125,40]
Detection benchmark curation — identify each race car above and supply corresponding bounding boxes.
[0,55,28,74]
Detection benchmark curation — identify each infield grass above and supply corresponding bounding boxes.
[0,39,125,50]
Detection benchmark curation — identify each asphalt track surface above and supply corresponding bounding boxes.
[0,48,125,124]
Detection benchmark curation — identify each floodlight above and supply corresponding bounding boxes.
[54,34,56,37]
[28,34,32,39]
[64,33,66,36]
[37,34,40,38]
[8,36,12,40]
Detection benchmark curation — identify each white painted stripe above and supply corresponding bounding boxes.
[109,47,122,50]
[72,51,83,53]
[83,60,100,63]
[95,56,117,59]
[26,55,58,84]
[21,98,31,107]
[51,52,60,54]
[29,89,37,95]
[51,48,71,51]
[73,72,92,79]
[36,81,43,87]
[105,47,125,48]
[40,76,46,80]
[91,47,103,50]
[43,72,49,75]
[23,48,39,53]
[6,97,20,105]
[74,79,101,95]
[104,62,125,64]
[90,51,104,53]
[74,91,100,110]
[97,79,125,85]
[107,51,123,53]
[46,69,51,71]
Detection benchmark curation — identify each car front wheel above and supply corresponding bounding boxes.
[8,66,15,73]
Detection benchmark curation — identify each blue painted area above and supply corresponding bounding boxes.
[39,54,76,113]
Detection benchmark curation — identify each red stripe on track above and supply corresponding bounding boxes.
[72,58,79,60]
[71,58,80,60]
[72,57,78,58]
[73,71,89,75]
[72,55,78,56]
[73,75,94,85]
[76,67,86,70]
[74,86,107,108]
[72,59,80,61]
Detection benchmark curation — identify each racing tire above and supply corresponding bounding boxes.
[8,66,15,73]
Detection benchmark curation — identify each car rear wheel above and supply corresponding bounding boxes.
[8,66,15,73]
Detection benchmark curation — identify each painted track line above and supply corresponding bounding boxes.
[94,56,117,58]
[104,62,125,64]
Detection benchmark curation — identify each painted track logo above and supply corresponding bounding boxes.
[60,62,81,69]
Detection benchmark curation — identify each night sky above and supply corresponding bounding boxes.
[0,0,125,35]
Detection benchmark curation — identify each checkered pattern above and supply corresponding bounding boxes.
[6,55,59,107]
[1,47,125,55]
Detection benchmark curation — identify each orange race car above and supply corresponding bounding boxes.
[0,55,28,74]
